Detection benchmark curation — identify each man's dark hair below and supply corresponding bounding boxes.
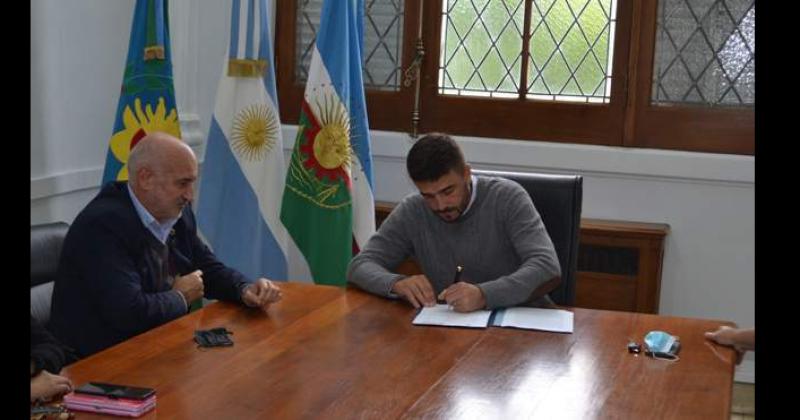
[406,133,466,182]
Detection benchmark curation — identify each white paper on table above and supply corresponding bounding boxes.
[497,307,574,333]
[412,304,492,328]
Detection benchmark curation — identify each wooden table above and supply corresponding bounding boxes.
[61,282,736,419]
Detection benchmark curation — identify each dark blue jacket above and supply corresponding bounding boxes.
[49,182,250,358]
[31,315,76,374]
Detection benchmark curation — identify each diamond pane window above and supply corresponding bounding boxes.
[439,0,616,103]
[439,0,525,98]
[295,0,405,91]
[528,0,616,103]
[652,0,755,106]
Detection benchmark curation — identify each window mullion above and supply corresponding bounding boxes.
[519,0,533,100]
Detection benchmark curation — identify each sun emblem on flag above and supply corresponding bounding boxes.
[231,103,278,161]
[109,97,181,181]
[300,95,353,184]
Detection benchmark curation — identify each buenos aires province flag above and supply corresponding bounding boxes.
[196,0,287,281]
[102,0,181,185]
[280,0,375,285]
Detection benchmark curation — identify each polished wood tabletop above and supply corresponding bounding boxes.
[61,282,736,419]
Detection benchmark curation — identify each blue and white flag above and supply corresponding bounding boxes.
[197,0,287,281]
[280,0,375,285]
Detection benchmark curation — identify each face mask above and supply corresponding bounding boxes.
[644,330,681,360]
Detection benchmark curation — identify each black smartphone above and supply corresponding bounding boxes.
[74,382,156,400]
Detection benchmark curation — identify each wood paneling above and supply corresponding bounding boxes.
[578,219,669,313]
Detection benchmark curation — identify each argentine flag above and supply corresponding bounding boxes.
[280,0,375,285]
[197,0,288,281]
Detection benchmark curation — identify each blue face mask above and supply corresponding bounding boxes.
[644,330,680,359]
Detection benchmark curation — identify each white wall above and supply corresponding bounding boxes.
[31,0,228,222]
[30,0,755,381]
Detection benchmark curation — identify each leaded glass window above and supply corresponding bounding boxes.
[295,0,405,91]
[651,0,755,106]
[528,0,616,103]
[439,0,617,103]
[439,0,525,99]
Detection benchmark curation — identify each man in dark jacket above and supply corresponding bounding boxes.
[49,132,282,358]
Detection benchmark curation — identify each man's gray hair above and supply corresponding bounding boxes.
[127,138,163,187]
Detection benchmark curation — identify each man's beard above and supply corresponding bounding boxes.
[435,182,470,222]
[436,206,463,222]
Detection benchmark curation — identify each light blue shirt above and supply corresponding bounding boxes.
[127,183,187,311]
[127,184,179,244]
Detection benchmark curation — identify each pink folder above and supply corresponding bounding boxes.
[63,392,156,417]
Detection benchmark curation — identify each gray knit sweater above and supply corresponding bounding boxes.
[347,176,561,309]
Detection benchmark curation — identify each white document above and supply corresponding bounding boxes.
[497,307,574,333]
[412,304,492,328]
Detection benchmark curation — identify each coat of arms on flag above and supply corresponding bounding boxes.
[281,0,375,286]
[196,0,289,282]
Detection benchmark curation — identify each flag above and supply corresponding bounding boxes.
[280,0,375,286]
[102,0,181,184]
[196,0,288,281]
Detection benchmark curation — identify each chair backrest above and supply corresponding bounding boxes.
[472,170,583,306]
[31,222,70,325]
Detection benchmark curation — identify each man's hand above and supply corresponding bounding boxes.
[30,371,73,402]
[704,326,740,347]
[391,275,436,308]
[242,278,283,310]
[173,270,204,303]
[704,326,754,365]
[438,282,486,313]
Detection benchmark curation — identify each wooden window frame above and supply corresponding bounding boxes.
[417,0,633,147]
[276,0,754,156]
[626,0,754,155]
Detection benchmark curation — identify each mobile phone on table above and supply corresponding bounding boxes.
[74,382,155,400]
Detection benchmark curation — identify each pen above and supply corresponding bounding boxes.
[445,266,464,310]
[453,265,463,284]
[439,266,465,307]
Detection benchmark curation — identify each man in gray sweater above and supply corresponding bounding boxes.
[347,133,561,312]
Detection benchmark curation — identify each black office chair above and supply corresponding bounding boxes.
[472,169,583,306]
[31,222,70,326]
